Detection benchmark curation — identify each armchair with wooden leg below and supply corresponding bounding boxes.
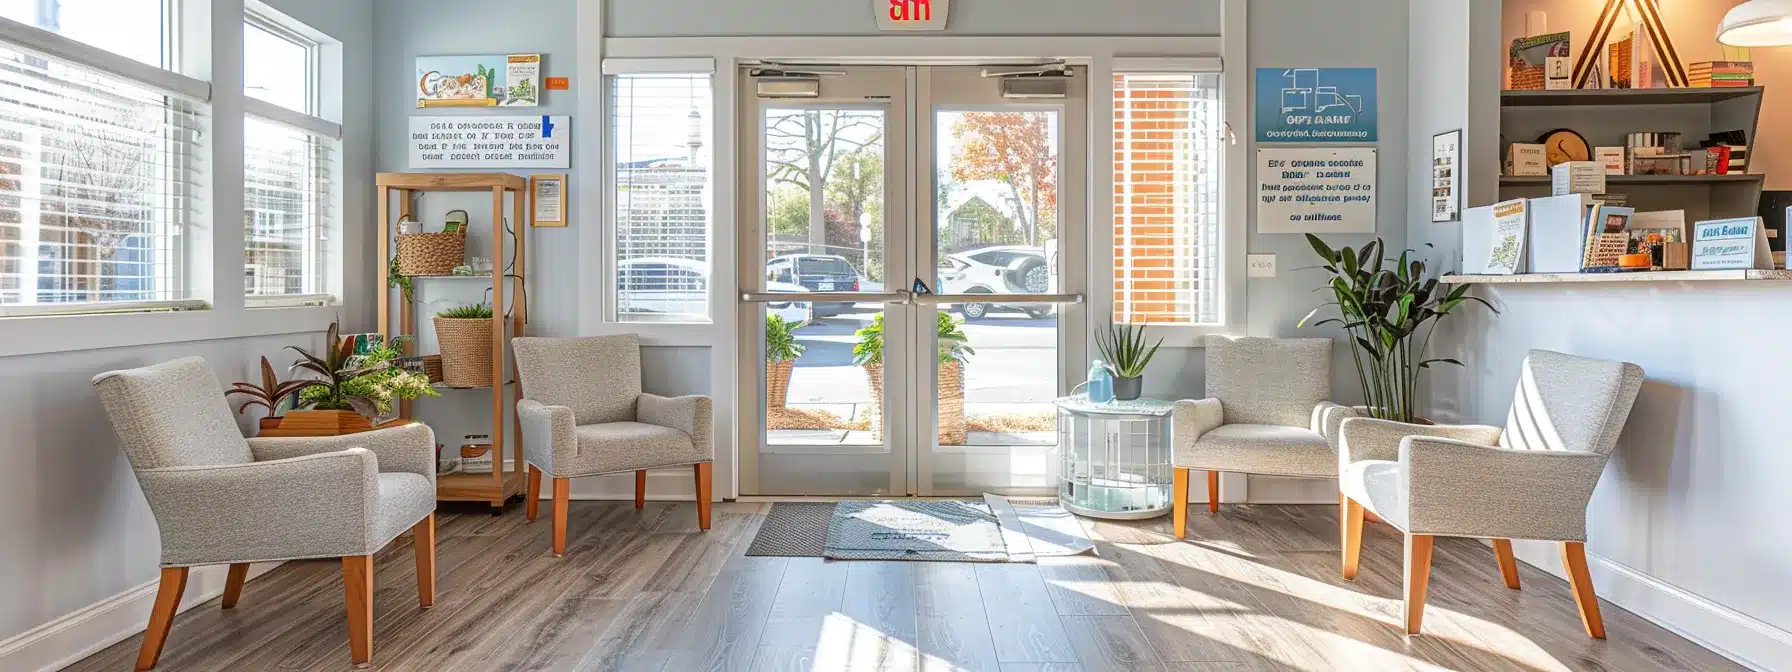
[93,357,438,670]
[512,334,715,557]
[1337,349,1644,638]
[1170,336,1357,538]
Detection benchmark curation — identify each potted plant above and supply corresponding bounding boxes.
[853,312,975,443]
[434,302,495,388]
[263,322,438,436]
[1095,324,1163,401]
[1300,235,1495,423]
[765,313,806,409]
[226,356,323,430]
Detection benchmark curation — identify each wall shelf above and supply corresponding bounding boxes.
[1443,270,1792,284]
[1500,87,1764,107]
[1497,174,1763,186]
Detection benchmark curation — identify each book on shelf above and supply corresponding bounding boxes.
[1583,204,1634,269]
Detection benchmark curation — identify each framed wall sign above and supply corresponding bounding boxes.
[1254,67,1378,143]
[1432,129,1461,223]
[1691,217,1772,270]
[1256,147,1377,234]
[530,173,567,227]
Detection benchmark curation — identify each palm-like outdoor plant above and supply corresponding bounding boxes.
[1299,235,1495,423]
[851,312,975,366]
[225,356,322,416]
[765,314,806,363]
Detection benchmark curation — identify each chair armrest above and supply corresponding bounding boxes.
[1338,417,1502,466]
[136,450,379,564]
[638,393,714,459]
[1172,398,1224,446]
[1401,435,1608,540]
[248,422,437,484]
[518,399,577,474]
[1311,402,1358,450]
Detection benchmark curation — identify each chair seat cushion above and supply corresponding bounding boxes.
[1175,423,1334,478]
[373,472,435,549]
[553,421,703,477]
[1340,459,1410,530]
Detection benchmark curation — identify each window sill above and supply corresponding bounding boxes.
[0,305,342,359]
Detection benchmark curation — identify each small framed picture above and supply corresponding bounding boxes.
[530,173,567,227]
[1431,129,1462,223]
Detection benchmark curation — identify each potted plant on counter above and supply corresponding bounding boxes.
[1299,235,1495,423]
[853,312,976,444]
[1096,324,1162,401]
[260,322,437,437]
[765,313,806,410]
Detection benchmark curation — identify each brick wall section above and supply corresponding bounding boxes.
[1113,76,1192,323]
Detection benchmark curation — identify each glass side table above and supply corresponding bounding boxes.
[1055,394,1175,520]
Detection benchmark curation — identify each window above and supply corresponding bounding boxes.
[0,0,167,68]
[0,38,201,309]
[609,72,712,323]
[1112,72,1223,326]
[242,14,337,301]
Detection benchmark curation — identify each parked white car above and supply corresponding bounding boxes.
[616,257,813,324]
[937,245,1056,320]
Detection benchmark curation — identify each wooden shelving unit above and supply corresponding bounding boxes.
[376,172,529,509]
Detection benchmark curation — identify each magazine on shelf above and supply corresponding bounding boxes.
[1582,205,1634,269]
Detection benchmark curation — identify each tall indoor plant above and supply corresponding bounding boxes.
[1300,235,1494,423]
[853,312,975,443]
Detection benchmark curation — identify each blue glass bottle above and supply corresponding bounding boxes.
[1087,360,1114,404]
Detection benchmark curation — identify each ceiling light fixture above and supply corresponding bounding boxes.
[1719,0,1792,47]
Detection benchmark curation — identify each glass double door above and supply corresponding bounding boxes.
[739,65,1086,496]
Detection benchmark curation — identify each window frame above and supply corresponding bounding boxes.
[600,58,719,326]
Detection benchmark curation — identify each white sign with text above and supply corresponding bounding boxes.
[1256,148,1377,233]
[409,115,570,169]
[1691,216,1772,270]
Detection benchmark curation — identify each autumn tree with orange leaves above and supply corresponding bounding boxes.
[948,111,1058,247]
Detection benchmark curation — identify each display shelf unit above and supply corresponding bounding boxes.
[1499,86,1765,221]
[1444,269,1792,284]
[376,172,529,509]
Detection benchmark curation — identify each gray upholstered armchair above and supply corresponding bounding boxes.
[92,357,437,670]
[1337,349,1644,638]
[512,334,715,556]
[1171,336,1356,537]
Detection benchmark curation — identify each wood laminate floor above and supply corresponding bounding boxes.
[67,502,1742,672]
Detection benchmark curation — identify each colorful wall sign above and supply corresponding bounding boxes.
[415,54,541,108]
[1254,67,1378,143]
[875,0,949,31]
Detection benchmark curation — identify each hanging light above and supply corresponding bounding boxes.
[1719,0,1792,47]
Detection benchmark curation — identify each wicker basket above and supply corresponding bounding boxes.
[422,355,444,384]
[434,317,493,388]
[396,230,467,276]
[766,359,795,409]
[864,362,966,444]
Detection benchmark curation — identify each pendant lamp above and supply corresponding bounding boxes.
[1719,0,1792,47]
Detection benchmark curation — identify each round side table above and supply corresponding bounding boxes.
[1055,394,1175,520]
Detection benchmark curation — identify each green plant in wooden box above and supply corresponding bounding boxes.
[289,322,437,419]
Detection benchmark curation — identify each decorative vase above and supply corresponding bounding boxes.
[434,316,494,388]
[1113,375,1143,401]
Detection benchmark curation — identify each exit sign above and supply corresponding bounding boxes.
[876,0,949,31]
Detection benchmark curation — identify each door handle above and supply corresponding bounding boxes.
[740,291,915,305]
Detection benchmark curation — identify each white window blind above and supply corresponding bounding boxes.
[609,73,712,323]
[1112,72,1222,326]
[244,116,334,298]
[0,41,202,308]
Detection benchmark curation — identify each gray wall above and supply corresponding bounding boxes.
[607,0,1222,37]
[0,0,374,651]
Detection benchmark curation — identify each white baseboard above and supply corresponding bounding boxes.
[1508,540,1789,672]
[0,562,280,672]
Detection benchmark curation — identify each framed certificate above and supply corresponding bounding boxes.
[530,173,566,227]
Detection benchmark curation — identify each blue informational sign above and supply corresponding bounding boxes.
[1254,68,1378,143]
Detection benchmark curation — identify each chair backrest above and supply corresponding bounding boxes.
[1500,349,1644,455]
[92,357,253,470]
[512,334,642,425]
[1205,336,1332,427]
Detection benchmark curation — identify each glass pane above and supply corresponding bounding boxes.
[612,74,711,322]
[244,20,312,114]
[762,107,885,448]
[934,109,1059,473]
[245,117,328,296]
[0,0,165,67]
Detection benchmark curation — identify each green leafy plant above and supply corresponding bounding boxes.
[437,302,494,319]
[1299,235,1496,423]
[388,254,413,302]
[765,314,806,363]
[225,356,322,416]
[289,322,438,418]
[1096,324,1163,378]
[852,312,975,367]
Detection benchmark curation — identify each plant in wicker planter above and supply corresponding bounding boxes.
[765,313,806,409]
[852,312,975,444]
[435,302,496,388]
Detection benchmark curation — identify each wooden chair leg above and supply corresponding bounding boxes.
[694,462,713,531]
[1206,470,1220,513]
[552,477,570,557]
[221,563,249,610]
[342,555,374,667]
[1171,468,1190,539]
[413,514,436,608]
[135,567,188,671]
[1341,497,1365,580]
[1562,541,1607,639]
[1492,538,1521,590]
[1404,534,1435,635]
[635,470,648,509]
[525,465,542,522]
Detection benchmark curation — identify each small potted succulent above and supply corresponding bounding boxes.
[1096,324,1163,401]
